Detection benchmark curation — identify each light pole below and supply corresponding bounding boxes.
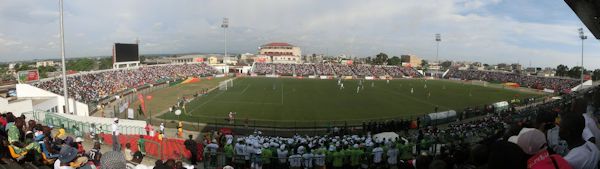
[59,0,69,114]
[435,33,441,63]
[221,18,229,58]
[579,28,587,90]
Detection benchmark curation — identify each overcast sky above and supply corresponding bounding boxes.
[1,0,600,68]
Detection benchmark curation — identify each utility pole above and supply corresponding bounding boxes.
[59,0,69,114]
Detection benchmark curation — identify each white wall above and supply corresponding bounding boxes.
[34,97,59,113]
[16,84,89,116]
[571,80,594,92]
[0,97,33,116]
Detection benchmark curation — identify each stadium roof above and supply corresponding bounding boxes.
[262,42,293,47]
[565,0,600,39]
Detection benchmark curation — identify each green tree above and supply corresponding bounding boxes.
[98,57,113,70]
[373,53,388,65]
[388,56,401,65]
[38,66,57,78]
[421,60,429,70]
[568,66,585,79]
[440,61,452,69]
[593,69,600,81]
[67,58,95,71]
[556,64,569,77]
[15,63,34,71]
[365,57,373,64]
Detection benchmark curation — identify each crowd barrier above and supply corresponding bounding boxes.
[98,133,203,161]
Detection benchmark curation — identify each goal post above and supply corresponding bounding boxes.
[219,79,234,91]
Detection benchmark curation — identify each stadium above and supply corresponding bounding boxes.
[1,1,600,169]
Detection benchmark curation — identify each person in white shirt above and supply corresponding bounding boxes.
[372,144,384,167]
[234,140,247,168]
[387,144,399,168]
[112,118,120,151]
[277,145,289,167]
[302,149,314,169]
[560,113,600,169]
[159,123,165,135]
[313,149,326,168]
[582,112,600,148]
[289,152,302,169]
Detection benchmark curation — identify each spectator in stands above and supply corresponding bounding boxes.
[100,151,127,169]
[184,135,198,165]
[126,151,148,169]
[54,146,78,169]
[124,143,133,161]
[87,142,102,166]
[560,112,600,169]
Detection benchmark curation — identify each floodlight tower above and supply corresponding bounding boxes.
[59,0,69,114]
[435,33,441,63]
[579,28,587,90]
[222,18,229,58]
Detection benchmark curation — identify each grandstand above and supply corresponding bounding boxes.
[252,62,423,78]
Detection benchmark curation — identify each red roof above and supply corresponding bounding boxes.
[262,42,293,47]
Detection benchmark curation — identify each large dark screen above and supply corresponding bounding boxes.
[114,43,139,62]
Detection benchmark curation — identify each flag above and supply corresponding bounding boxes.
[137,93,146,116]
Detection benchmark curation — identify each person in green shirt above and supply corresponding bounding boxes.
[326,146,335,168]
[224,143,234,165]
[261,144,273,168]
[349,145,364,168]
[332,149,345,169]
[137,135,146,155]
[341,146,351,168]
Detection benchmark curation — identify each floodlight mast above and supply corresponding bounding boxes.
[579,28,587,90]
[435,33,441,63]
[222,18,229,58]
[59,0,69,114]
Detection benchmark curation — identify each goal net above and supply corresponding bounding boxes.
[219,79,234,91]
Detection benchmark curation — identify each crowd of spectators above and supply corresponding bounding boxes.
[253,63,273,75]
[332,64,355,76]
[445,69,580,93]
[350,65,373,77]
[315,64,335,76]
[295,64,316,76]
[274,64,295,76]
[253,63,421,78]
[195,86,600,169]
[369,66,388,77]
[33,63,219,104]
[0,111,196,169]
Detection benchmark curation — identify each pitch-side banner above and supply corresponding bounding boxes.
[127,108,134,119]
[17,70,39,83]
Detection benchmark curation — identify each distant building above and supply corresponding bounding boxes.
[400,55,422,67]
[222,56,238,65]
[208,56,220,64]
[511,63,522,71]
[253,55,272,63]
[36,61,55,67]
[304,54,324,63]
[8,63,16,70]
[258,42,301,64]
[168,55,206,63]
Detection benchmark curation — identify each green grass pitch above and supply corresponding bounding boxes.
[160,77,542,126]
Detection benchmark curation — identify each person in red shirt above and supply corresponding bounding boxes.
[145,123,153,136]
